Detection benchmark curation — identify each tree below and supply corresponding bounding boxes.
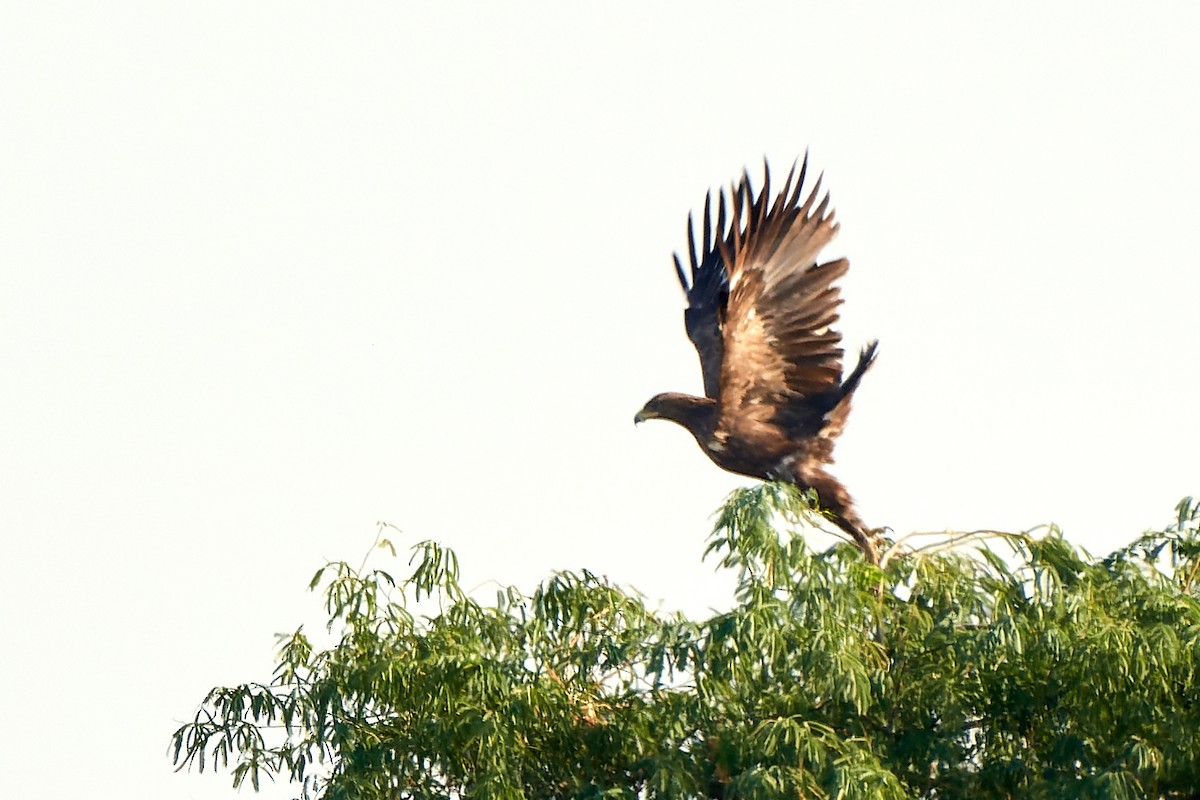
[172,487,1200,799]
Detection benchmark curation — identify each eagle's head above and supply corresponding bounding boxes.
[634,392,716,428]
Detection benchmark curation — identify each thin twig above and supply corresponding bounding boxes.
[879,529,1020,569]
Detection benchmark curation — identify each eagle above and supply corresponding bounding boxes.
[635,156,879,561]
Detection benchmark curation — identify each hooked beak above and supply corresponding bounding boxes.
[633,408,656,425]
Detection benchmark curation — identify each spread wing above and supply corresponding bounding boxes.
[716,157,850,440]
[673,192,730,399]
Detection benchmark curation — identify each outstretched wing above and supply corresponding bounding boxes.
[673,191,730,400]
[716,156,852,441]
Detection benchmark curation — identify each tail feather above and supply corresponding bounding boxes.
[841,340,879,399]
[818,340,878,444]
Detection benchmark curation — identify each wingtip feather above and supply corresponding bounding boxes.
[673,252,690,293]
[686,211,699,271]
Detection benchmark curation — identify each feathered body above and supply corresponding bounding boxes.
[635,156,878,559]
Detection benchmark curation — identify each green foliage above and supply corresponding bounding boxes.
[172,493,1200,799]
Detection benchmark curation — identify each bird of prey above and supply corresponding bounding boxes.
[635,156,878,559]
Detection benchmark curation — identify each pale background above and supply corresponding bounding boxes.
[2,3,1197,798]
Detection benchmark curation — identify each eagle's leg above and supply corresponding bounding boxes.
[780,464,880,566]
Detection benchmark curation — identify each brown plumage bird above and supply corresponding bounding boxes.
[635,156,878,560]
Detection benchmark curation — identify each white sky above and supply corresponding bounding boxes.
[2,4,1198,798]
